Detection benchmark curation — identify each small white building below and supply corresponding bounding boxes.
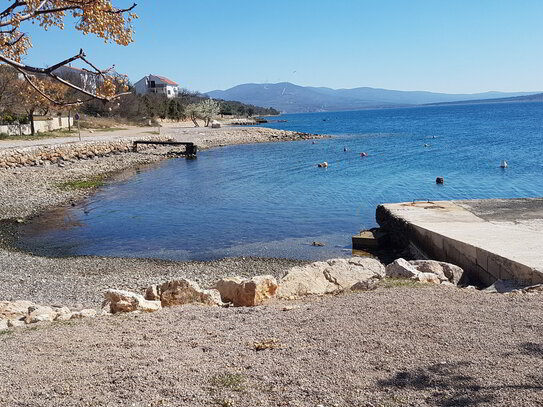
[52,65,104,93]
[134,74,179,98]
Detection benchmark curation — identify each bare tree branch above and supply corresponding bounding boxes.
[0,51,130,105]
[0,1,136,28]
[0,1,25,19]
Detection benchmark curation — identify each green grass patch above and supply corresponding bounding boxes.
[210,373,245,392]
[144,131,160,135]
[378,278,422,289]
[0,329,12,336]
[58,175,106,190]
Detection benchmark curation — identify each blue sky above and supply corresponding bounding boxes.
[22,0,543,93]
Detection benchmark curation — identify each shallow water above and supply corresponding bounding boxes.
[17,102,543,260]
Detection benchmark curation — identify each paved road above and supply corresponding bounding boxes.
[0,126,162,150]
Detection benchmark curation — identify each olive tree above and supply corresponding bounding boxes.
[197,99,221,127]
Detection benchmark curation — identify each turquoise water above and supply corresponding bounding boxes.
[18,102,543,260]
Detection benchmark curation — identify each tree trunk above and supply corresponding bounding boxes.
[68,110,71,131]
[29,109,35,136]
[191,115,199,127]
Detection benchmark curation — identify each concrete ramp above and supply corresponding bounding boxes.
[376,198,543,285]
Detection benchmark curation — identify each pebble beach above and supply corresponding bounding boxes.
[1,124,542,407]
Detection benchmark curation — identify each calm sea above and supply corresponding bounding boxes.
[17,102,543,260]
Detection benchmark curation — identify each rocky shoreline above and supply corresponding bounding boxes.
[1,126,542,407]
[0,126,325,307]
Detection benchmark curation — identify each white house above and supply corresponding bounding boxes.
[52,65,104,93]
[134,74,179,98]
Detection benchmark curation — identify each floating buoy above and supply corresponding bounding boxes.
[360,152,368,157]
[424,144,430,147]
[436,176,444,184]
[317,161,328,168]
[312,141,316,144]
[344,147,348,152]
[500,160,508,168]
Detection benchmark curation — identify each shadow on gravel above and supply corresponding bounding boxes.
[519,342,543,357]
[377,361,542,407]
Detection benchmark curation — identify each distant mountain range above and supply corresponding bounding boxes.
[206,82,539,113]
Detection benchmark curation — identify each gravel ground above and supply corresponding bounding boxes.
[1,285,541,407]
[0,249,306,307]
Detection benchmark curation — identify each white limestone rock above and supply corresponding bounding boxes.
[103,289,162,314]
[0,300,34,320]
[385,258,420,278]
[214,277,245,304]
[26,305,56,324]
[324,258,385,288]
[409,260,464,284]
[277,261,337,299]
[278,257,385,298]
[215,275,278,306]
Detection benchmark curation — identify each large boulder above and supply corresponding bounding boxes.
[215,275,278,306]
[160,279,223,307]
[103,289,162,314]
[324,258,385,287]
[386,258,465,285]
[277,257,385,299]
[277,261,339,299]
[409,260,464,284]
[214,277,245,304]
[0,300,34,321]
[385,258,419,278]
[25,305,57,324]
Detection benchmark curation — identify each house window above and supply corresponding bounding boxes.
[150,80,155,88]
[168,89,171,95]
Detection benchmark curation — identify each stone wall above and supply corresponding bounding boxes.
[0,116,73,136]
[0,135,171,169]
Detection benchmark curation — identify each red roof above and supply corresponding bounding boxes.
[153,75,178,86]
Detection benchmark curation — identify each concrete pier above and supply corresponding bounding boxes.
[376,198,543,286]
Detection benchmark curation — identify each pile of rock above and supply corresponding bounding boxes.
[385,258,464,285]
[0,300,97,329]
[1,257,470,331]
[0,136,171,169]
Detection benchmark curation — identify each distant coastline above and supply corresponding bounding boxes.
[207,81,541,113]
